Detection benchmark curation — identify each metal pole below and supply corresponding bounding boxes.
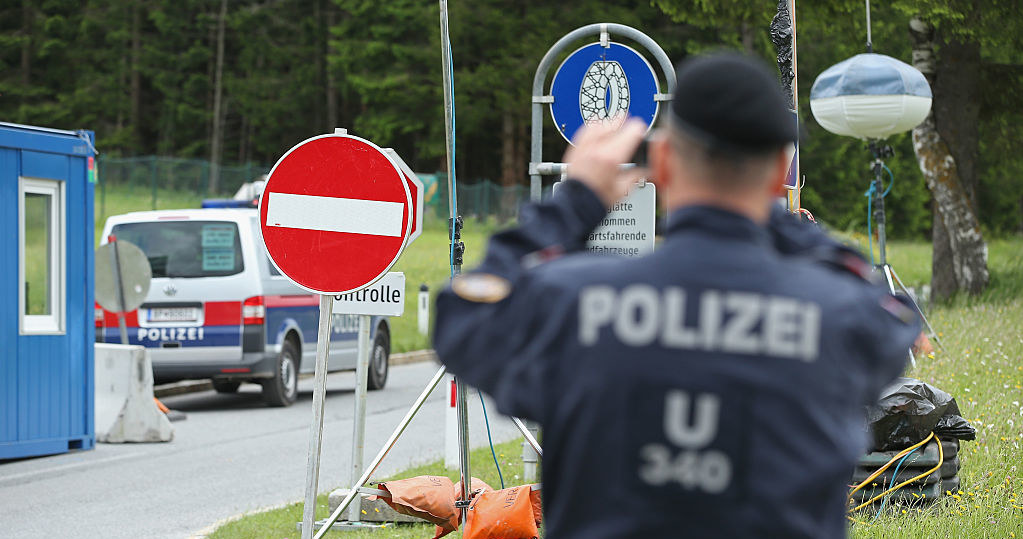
[439,0,457,251]
[347,314,372,522]
[521,419,540,482]
[438,0,472,518]
[865,0,873,52]
[455,377,471,522]
[881,264,915,368]
[108,240,130,344]
[889,268,944,350]
[873,161,887,266]
[513,417,543,456]
[314,366,448,538]
[301,294,335,539]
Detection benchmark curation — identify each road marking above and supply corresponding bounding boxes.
[265,192,404,237]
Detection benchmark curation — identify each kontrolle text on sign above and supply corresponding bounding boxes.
[332,272,406,317]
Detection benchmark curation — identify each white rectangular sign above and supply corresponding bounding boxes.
[331,272,406,316]
[554,181,656,257]
[265,192,404,237]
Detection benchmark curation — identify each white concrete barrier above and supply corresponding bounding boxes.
[94,343,174,443]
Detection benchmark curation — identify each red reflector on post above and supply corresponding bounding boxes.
[242,296,265,325]
[450,379,457,408]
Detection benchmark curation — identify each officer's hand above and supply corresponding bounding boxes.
[564,119,647,207]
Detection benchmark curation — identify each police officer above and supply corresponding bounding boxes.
[433,53,920,538]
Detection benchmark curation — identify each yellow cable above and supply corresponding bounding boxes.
[849,433,935,499]
[849,434,943,513]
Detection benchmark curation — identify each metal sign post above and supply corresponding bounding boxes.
[301,294,335,539]
[109,240,130,344]
[346,314,372,522]
[525,22,675,483]
[260,128,418,537]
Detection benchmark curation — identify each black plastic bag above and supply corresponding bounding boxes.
[867,377,976,451]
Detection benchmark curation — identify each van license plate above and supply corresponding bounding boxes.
[148,307,199,322]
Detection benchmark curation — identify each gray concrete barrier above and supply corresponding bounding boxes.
[95,343,174,443]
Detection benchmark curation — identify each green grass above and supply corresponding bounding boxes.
[208,437,528,539]
[847,237,1023,538]
[24,193,51,314]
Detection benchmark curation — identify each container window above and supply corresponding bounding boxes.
[20,178,64,334]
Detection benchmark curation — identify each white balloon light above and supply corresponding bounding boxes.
[810,53,932,140]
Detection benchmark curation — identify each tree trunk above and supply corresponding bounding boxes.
[499,109,519,219]
[909,17,989,299]
[930,207,957,299]
[740,20,755,54]
[21,0,32,86]
[209,0,228,194]
[325,4,338,129]
[131,3,142,150]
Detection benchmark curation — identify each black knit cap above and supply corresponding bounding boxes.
[670,52,797,153]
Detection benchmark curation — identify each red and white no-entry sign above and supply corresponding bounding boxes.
[260,133,413,295]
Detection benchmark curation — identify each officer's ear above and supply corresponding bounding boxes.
[769,147,790,197]
[649,132,672,192]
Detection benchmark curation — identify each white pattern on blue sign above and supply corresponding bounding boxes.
[550,42,659,144]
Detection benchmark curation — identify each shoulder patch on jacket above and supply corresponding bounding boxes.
[451,273,512,303]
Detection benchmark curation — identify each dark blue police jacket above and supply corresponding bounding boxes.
[434,180,920,538]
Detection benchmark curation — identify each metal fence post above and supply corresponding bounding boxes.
[482,181,491,221]
[150,156,157,210]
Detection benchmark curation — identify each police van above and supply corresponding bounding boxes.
[95,206,391,407]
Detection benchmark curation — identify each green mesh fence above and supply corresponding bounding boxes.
[97,156,269,196]
[431,175,533,224]
[96,157,533,224]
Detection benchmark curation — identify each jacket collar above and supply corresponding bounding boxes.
[665,205,771,246]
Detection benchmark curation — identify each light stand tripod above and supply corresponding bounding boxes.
[866,141,943,366]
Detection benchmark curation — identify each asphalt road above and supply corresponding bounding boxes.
[0,362,520,538]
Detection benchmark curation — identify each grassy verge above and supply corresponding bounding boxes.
[208,437,527,539]
[847,237,1023,537]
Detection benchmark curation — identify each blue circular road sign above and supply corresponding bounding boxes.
[550,42,660,144]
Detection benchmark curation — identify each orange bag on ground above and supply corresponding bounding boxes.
[463,485,539,539]
[434,477,494,538]
[370,476,458,533]
[454,477,493,501]
[528,487,542,526]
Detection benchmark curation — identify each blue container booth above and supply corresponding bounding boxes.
[0,123,96,459]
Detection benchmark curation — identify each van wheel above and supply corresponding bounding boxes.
[212,380,241,393]
[263,340,299,407]
[367,330,389,391]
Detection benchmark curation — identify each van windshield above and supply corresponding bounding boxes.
[110,221,244,278]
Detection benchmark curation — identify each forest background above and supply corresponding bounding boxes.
[2,0,1021,242]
